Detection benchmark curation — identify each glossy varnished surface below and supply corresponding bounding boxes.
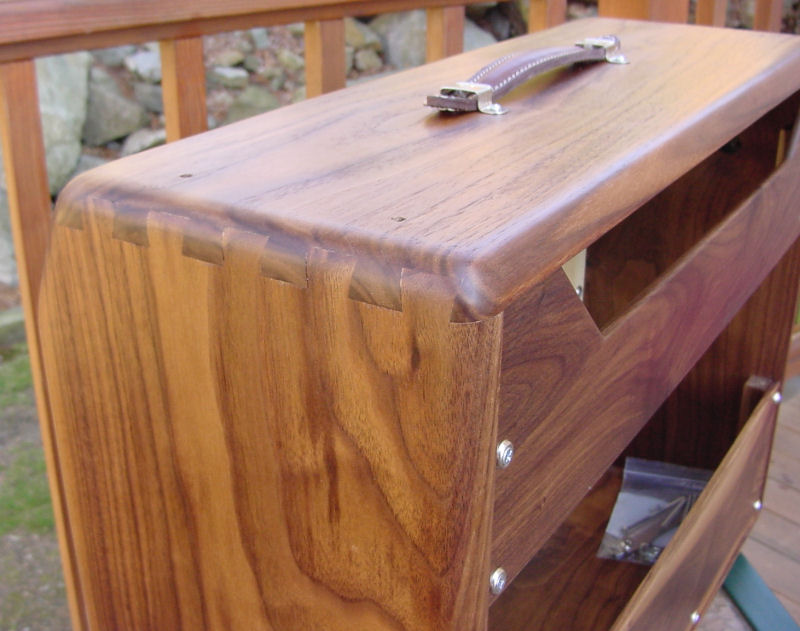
[492,100,800,589]
[39,204,502,631]
[55,18,800,318]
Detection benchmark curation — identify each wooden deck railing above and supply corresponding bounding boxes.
[0,1,788,629]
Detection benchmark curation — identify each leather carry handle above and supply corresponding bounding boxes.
[426,35,628,115]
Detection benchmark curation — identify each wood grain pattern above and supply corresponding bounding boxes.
[489,469,650,631]
[0,60,51,308]
[750,508,800,564]
[0,0,481,48]
[785,328,800,378]
[52,19,800,319]
[304,18,346,98]
[695,0,727,26]
[598,0,690,22]
[0,59,86,631]
[0,0,484,63]
[587,96,800,470]
[771,423,800,460]
[763,477,800,526]
[612,387,779,631]
[39,198,503,631]
[492,105,800,588]
[528,0,566,32]
[754,0,784,31]
[160,37,209,142]
[25,16,800,631]
[425,6,464,62]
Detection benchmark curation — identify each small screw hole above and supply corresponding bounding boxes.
[391,216,406,222]
[180,173,193,179]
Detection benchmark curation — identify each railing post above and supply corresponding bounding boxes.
[304,18,346,98]
[426,6,464,62]
[0,58,87,631]
[528,0,567,32]
[695,0,728,26]
[754,0,783,31]
[160,37,209,142]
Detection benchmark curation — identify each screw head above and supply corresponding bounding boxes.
[489,567,508,595]
[754,499,763,511]
[772,391,782,404]
[691,611,700,624]
[496,440,514,469]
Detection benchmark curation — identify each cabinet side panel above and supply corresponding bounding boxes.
[38,201,502,631]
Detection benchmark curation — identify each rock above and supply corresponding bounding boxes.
[225,85,280,123]
[68,153,109,179]
[209,48,245,67]
[277,49,305,74]
[124,48,162,83]
[208,66,250,89]
[567,2,598,19]
[464,19,497,51]
[92,45,136,68]
[243,55,263,73]
[345,18,382,52]
[256,65,287,91]
[370,10,426,69]
[354,48,383,73]
[82,68,148,146]
[35,52,92,193]
[488,8,511,40]
[206,88,235,123]
[133,81,164,113]
[250,27,271,50]
[287,22,305,37]
[292,86,306,103]
[257,65,283,81]
[346,46,355,74]
[121,128,167,156]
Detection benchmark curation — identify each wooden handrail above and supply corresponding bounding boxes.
[0,0,490,63]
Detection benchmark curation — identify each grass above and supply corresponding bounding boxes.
[0,343,34,408]
[0,442,54,535]
[0,341,54,535]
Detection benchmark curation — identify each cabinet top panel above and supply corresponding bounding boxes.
[58,17,800,317]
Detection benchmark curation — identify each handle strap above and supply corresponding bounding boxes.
[426,35,627,115]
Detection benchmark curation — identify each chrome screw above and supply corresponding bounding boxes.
[489,567,508,595]
[754,499,763,511]
[496,440,514,469]
[691,611,700,624]
[772,391,782,404]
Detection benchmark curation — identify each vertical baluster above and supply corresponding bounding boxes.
[528,0,567,32]
[753,0,783,31]
[160,37,208,142]
[695,0,728,26]
[305,19,346,98]
[426,6,464,62]
[0,59,86,631]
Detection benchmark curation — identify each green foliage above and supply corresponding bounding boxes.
[0,443,54,535]
[0,343,34,407]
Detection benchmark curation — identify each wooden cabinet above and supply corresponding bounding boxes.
[37,18,800,631]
